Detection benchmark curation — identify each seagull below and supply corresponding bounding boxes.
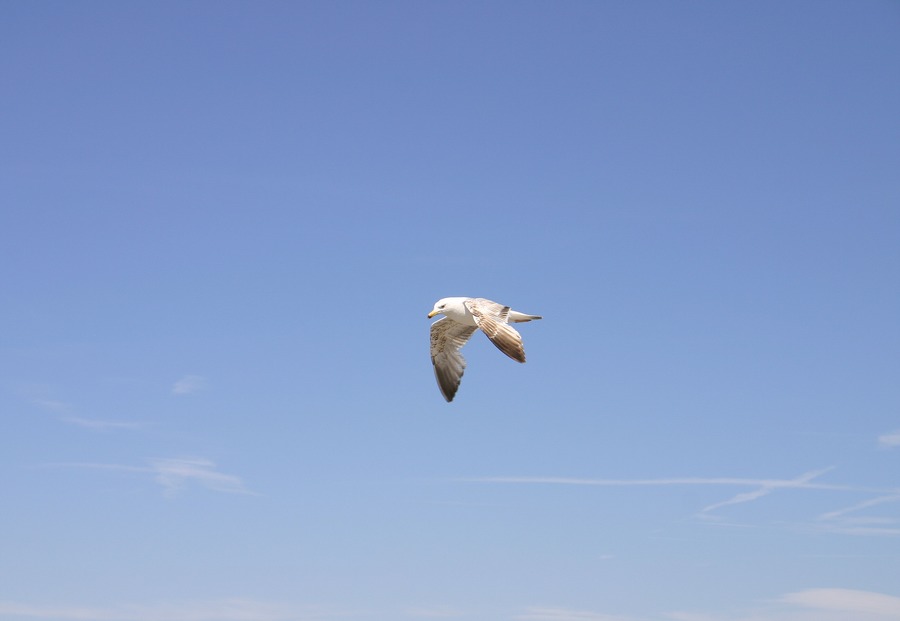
[428,297,542,402]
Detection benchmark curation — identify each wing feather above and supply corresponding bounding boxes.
[430,318,477,402]
[466,298,527,363]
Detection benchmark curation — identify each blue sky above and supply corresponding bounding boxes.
[2,1,899,620]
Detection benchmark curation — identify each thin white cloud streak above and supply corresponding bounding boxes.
[5,591,900,621]
[30,397,143,431]
[815,493,900,536]
[819,494,900,521]
[0,599,340,621]
[172,374,207,395]
[780,588,900,617]
[665,611,891,621]
[31,398,73,412]
[48,458,255,497]
[60,416,145,431]
[697,468,834,515]
[517,608,643,621]
[816,524,900,537]
[151,458,254,496]
[460,470,900,533]
[517,589,900,621]
[460,470,887,494]
[878,430,900,448]
[402,606,468,618]
[49,463,150,474]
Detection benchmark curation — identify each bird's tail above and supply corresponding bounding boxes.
[508,310,542,323]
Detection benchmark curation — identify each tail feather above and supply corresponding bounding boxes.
[508,310,542,323]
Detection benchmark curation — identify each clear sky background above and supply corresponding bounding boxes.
[2,2,899,621]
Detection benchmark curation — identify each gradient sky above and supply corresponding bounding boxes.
[2,2,899,621]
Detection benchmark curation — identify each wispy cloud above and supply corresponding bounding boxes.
[30,397,143,431]
[459,470,899,533]
[172,374,207,395]
[402,606,468,618]
[816,493,900,536]
[878,430,900,449]
[5,592,899,621]
[696,468,834,516]
[780,588,900,617]
[459,473,856,490]
[31,398,73,413]
[819,494,900,521]
[460,470,879,497]
[516,608,643,621]
[49,458,255,497]
[151,458,254,496]
[59,416,146,431]
[515,589,900,621]
[0,599,341,621]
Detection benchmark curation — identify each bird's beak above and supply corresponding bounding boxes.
[427,310,439,318]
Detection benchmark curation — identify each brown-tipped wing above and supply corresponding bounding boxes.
[466,298,527,363]
[430,318,477,402]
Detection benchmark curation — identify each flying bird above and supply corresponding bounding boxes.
[428,297,542,402]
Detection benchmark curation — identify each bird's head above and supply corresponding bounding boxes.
[427,299,449,318]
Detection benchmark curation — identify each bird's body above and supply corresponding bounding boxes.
[428,297,541,402]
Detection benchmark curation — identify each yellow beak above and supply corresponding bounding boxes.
[427,310,439,318]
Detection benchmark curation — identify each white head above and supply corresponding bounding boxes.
[427,297,467,318]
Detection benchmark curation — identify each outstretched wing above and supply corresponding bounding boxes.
[430,318,477,402]
[466,298,527,363]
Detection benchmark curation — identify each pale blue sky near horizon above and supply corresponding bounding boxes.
[2,2,899,621]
